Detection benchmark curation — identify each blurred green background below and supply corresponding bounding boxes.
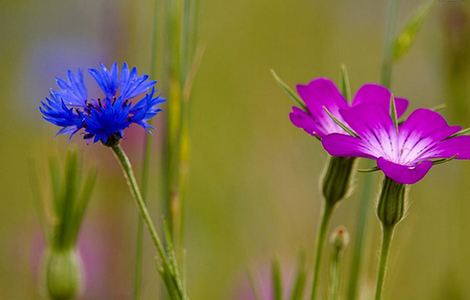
[1,0,470,299]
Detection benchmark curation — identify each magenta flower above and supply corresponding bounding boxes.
[322,103,470,184]
[289,78,409,138]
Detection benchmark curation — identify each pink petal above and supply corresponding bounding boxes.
[339,104,398,159]
[397,109,462,163]
[296,78,348,136]
[430,135,470,160]
[377,157,433,184]
[289,106,317,136]
[322,133,374,158]
[352,84,409,118]
[399,109,461,141]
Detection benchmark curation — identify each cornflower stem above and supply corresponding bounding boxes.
[311,203,335,300]
[133,0,160,298]
[374,225,394,300]
[111,144,169,275]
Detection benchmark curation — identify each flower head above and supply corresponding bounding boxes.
[40,62,164,145]
[322,102,470,184]
[290,78,409,138]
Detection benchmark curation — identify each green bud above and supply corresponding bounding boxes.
[330,226,350,252]
[45,249,82,300]
[377,177,407,227]
[321,157,356,205]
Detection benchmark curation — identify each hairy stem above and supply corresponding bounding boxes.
[111,144,169,272]
[374,225,394,300]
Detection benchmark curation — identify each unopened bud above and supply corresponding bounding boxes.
[377,177,407,227]
[330,226,350,252]
[322,157,356,205]
[45,249,82,300]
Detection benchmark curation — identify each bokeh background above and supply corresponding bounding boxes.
[1,0,470,299]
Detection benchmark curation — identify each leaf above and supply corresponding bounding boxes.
[48,157,61,217]
[340,65,352,102]
[57,151,79,249]
[271,258,282,300]
[290,252,307,300]
[28,159,50,242]
[390,94,399,132]
[69,168,97,245]
[358,166,380,173]
[431,103,446,113]
[392,0,436,62]
[432,155,457,166]
[247,270,263,300]
[448,128,470,139]
[271,69,307,110]
[323,107,359,137]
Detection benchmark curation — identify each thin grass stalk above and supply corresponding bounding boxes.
[310,203,334,300]
[346,177,373,300]
[133,0,161,298]
[381,0,398,88]
[162,0,198,249]
[162,0,184,245]
[347,2,397,299]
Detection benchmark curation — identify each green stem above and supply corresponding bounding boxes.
[311,203,335,300]
[374,225,394,300]
[111,144,169,272]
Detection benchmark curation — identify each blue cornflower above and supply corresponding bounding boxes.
[40,62,165,145]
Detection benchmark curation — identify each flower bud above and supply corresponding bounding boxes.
[330,226,350,252]
[321,157,356,205]
[377,177,407,227]
[45,249,82,300]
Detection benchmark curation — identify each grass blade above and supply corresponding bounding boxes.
[340,65,352,102]
[271,69,307,110]
[271,258,282,300]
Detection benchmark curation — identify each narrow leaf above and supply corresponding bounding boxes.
[28,159,50,242]
[69,168,97,245]
[48,157,61,217]
[431,103,446,112]
[340,65,352,102]
[290,252,307,300]
[323,107,359,137]
[58,151,79,249]
[358,166,380,173]
[432,155,456,166]
[271,69,307,110]
[390,94,399,132]
[448,128,470,139]
[247,270,263,300]
[392,0,436,61]
[271,258,282,300]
